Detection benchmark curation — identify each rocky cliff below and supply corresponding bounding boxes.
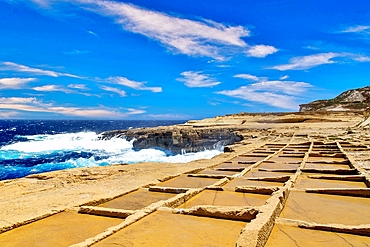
[99,126,243,154]
[299,86,370,112]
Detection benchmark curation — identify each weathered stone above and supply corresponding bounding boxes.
[100,126,244,154]
[299,86,370,112]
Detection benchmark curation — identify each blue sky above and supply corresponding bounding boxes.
[1,0,370,120]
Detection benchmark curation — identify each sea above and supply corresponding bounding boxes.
[0,120,224,181]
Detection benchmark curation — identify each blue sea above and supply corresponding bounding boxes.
[0,120,223,181]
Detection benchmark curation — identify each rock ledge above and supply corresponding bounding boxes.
[100,126,243,154]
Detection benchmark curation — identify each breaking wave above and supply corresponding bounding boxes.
[0,132,223,180]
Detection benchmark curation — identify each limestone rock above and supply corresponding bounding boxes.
[299,86,370,112]
[100,126,243,154]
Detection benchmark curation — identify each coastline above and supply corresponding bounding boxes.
[1,111,370,246]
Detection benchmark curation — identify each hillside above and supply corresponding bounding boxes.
[299,86,370,112]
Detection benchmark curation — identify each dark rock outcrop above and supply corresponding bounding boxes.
[99,126,243,154]
[299,86,370,112]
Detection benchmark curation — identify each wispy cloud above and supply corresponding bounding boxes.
[0,96,142,118]
[147,113,189,120]
[47,107,128,118]
[126,108,146,115]
[246,45,278,58]
[33,84,73,93]
[87,30,98,37]
[216,74,312,110]
[2,62,162,94]
[234,74,264,82]
[63,50,91,55]
[0,77,37,89]
[271,52,370,71]
[0,110,19,118]
[340,25,370,34]
[1,62,82,78]
[68,84,89,90]
[12,0,278,60]
[0,97,51,113]
[107,76,162,93]
[75,0,252,60]
[33,83,98,97]
[177,71,221,88]
[30,0,51,8]
[270,52,339,70]
[248,80,312,95]
[350,54,370,62]
[0,97,39,104]
[100,85,127,97]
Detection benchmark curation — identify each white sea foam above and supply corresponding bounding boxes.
[2,132,132,153]
[0,132,223,166]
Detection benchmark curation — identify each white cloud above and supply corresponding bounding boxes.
[2,62,82,78]
[279,75,289,80]
[46,107,128,117]
[271,52,339,70]
[233,73,310,95]
[0,96,141,118]
[30,0,51,7]
[0,77,36,89]
[32,84,99,97]
[341,25,370,34]
[100,85,127,97]
[13,0,278,60]
[249,81,312,95]
[246,45,278,58]
[107,76,162,93]
[68,84,89,90]
[216,80,312,110]
[87,30,98,37]
[33,84,73,93]
[126,108,146,115]
[0,111,19,118]
[63,50,91,55]
[0,97,48,112]
[234,74,262,82]
[76,0,250,59]
[0,97,39,104]
[177,71,221,88]
[351,54,370,62]
[271,52,370,71]
[216,87,297,110]
[147,113,189,120]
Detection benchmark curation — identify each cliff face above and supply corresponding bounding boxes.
[100,126,243,154]
[300,86,370,112]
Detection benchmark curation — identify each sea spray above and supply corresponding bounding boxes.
[0,131,223,180]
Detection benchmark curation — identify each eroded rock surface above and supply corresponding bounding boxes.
[300,86,370,112]
[100,126,243,154]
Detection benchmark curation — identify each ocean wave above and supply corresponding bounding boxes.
[0,131,223,180]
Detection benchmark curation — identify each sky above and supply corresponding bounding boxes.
[1,0,370,120]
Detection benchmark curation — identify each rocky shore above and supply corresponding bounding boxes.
[1,111,370,246]
[99,111,357,154]
[99,126,243,154]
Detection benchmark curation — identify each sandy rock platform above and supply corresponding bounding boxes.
[1,112,370,246]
